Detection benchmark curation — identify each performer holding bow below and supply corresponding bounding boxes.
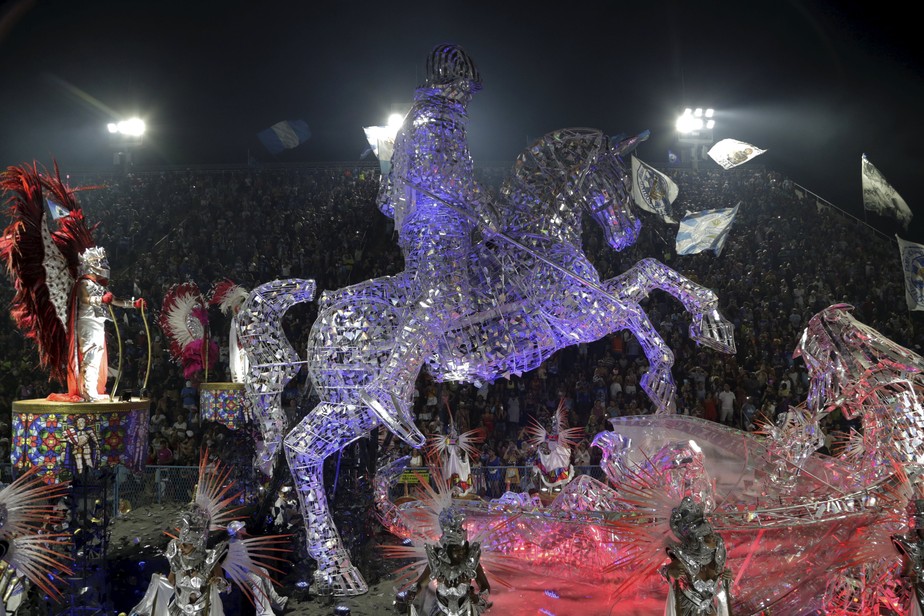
[0,163,145,402]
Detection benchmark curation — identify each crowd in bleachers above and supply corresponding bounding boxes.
[0,160,918,474]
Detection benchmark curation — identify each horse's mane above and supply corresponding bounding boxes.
[500,128,607,204]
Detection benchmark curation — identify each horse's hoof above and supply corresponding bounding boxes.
[690,313,737,354]
[325,564,368,596]
[361,388,426,448]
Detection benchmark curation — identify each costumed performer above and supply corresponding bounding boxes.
[130,452,290,616]
[0,163,145,402]
[208,280,250,384]
[0,466,73,611]
[661,496,733,616]
[410,506,491,616]
[426,405,485,498]
[159,282,219,382]
[525,400,583,497]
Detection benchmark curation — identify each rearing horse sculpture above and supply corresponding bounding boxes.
[273,45,736,594]
[285,46,734,595]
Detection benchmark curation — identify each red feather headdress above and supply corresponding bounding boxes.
[0,162,98,385]
[158,282,217,379]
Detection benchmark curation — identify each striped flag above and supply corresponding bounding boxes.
[863,154,912,229]
[897,235,924,311]
[675,203,740,256]
[631,156,678,223]
[707,139,766,170]
[257,120,311,155]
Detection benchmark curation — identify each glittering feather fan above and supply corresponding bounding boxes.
[0,466,73,599]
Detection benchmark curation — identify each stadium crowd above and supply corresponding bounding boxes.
[0,161,917,477]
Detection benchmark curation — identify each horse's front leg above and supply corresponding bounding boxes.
[605,258,735,354]
[284,402,380,595]
[614,305,678,414]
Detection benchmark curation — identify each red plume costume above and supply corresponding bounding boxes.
[0,163,106,402]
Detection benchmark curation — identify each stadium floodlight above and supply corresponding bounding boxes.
[387,112,405,129]
[676,107,716,135]
[107,118,146,137]
[676,107,717,167]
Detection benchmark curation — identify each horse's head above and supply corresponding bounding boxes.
[795,303,924,416]
[503,128,641,252]
[570,131,643,252]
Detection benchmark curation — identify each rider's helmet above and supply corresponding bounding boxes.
[425,44,482,92]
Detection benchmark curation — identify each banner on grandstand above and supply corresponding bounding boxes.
[631,156,678,223]
[897,235,924,311]
[257,119,311,155]
[675,203,740,257]
[862,154,912,229]
[363,125,398,174]
[707,138,766,170]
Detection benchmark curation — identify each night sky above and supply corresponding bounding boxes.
[0,1,921,238]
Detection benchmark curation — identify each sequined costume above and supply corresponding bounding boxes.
[412,508,490,616]
[526,402,583,497]
[74,259,110,401]
[662,497,732,616]
[0,163,146,402]
[209,280,250,384]
[163,511,230,616]
[131,454,290,616]
[427,420,484,498]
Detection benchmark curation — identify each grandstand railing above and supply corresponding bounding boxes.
[111,464,609,517]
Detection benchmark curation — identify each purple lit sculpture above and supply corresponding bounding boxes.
[276,44,735,595]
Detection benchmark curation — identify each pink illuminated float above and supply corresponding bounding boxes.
[376,304,924,615]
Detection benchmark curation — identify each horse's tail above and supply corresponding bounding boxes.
[237,278,316,474]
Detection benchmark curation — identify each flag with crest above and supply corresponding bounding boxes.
[631,156,679,223]
[863,154,912,229]
[675,203,740,256]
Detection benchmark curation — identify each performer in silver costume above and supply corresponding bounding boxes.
[164,510,230,616]
[661,496,733,616]
[411,507,491,616]
[76,246,144,401]
[893,498,924,616]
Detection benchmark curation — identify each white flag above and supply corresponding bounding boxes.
[631,156,678,223]
[863,154,912,229]
[707,139,766,170]
[675,203,740,257]
[897,235,924,311]
[363,126,399,175]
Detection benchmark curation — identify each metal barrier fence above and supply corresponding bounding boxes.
[388,465,608,501]
[112,465,200,516]
[110,464,610,517]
